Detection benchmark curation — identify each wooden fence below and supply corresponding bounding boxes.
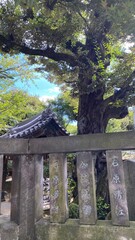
[0,131,134,239]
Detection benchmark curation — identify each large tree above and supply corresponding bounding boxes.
[0,0,135,134]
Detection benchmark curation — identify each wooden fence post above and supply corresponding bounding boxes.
[49,153,68,223]
[0,155,3,215]
[77,151,97,224]
[106,150,129,226]
[11,154,43,240]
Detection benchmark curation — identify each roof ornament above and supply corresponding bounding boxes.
[42,108,57,120]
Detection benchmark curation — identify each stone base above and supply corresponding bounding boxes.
[1,217,135,240]
[0,217,19,240]
[36,218,135,240]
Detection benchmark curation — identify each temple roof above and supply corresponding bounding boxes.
[1,108,68,138]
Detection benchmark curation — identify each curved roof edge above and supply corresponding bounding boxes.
[1,108,68,138]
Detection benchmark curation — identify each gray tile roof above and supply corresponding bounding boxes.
[1,108,68,138]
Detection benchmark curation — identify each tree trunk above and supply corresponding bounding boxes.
[77,77,109,205]
[77,92,105,134]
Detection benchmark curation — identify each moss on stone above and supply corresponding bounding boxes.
[36,218,135,240]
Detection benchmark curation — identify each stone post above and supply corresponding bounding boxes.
[35,155,43,222]
[0,155,3,215]
[106,150,129,226]
[123,159,135,221]
[77,152,97,224]
[11,154,43,240]
[11,155,20,223]
[49,153,68,223]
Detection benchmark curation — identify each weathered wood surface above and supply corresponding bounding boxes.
[77,152,97,224]
[0,131,135,154]
[106,151,129,226]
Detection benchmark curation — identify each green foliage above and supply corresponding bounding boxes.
[68,177,76,202]
[0,53,45,133]
[69,203,79,219]
[0,90,45,133]
[0,53,35,94]
[66,124,77,135]
[97,197,110,220]
[106,110,133,132]
[48,90,78,129]
[1,0,135,133]
[7,160,12,174]
[108,1,135,37]
[43,161,49,178]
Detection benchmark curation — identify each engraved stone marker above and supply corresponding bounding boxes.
[49,153,68,223]
[0,155,3,215]
[77,151,97,224]
[106,150,129,226]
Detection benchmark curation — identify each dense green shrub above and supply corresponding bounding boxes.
[97,197,110,220]
[69,203,79,219]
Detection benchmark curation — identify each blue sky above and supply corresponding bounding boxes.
[0,53,60,102]
[15,73,60,102]
[4,41,134,103]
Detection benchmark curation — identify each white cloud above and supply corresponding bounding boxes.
[48,86,60,94]
[39,86,60,103]
[39,95,55,103]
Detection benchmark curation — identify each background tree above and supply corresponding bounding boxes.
[0,53,46,199]
[0,89,45,134]
[48,90,78,133]
[0,53,36,93]
[0,88,45,200]
[0,52,46,133]
[106,110,134,132]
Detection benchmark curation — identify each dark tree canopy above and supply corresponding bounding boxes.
[1,0,135,134]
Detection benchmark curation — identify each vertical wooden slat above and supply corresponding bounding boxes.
[49,153,68,223]
[0,155,3,215]
[106,150,129,226]
[77,151,97,224]
[11,155,43,240]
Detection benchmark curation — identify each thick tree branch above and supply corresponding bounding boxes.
[0,34,77,67]
[103,105,128,130]
[104,70,135,106]
[19,45,77,66]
